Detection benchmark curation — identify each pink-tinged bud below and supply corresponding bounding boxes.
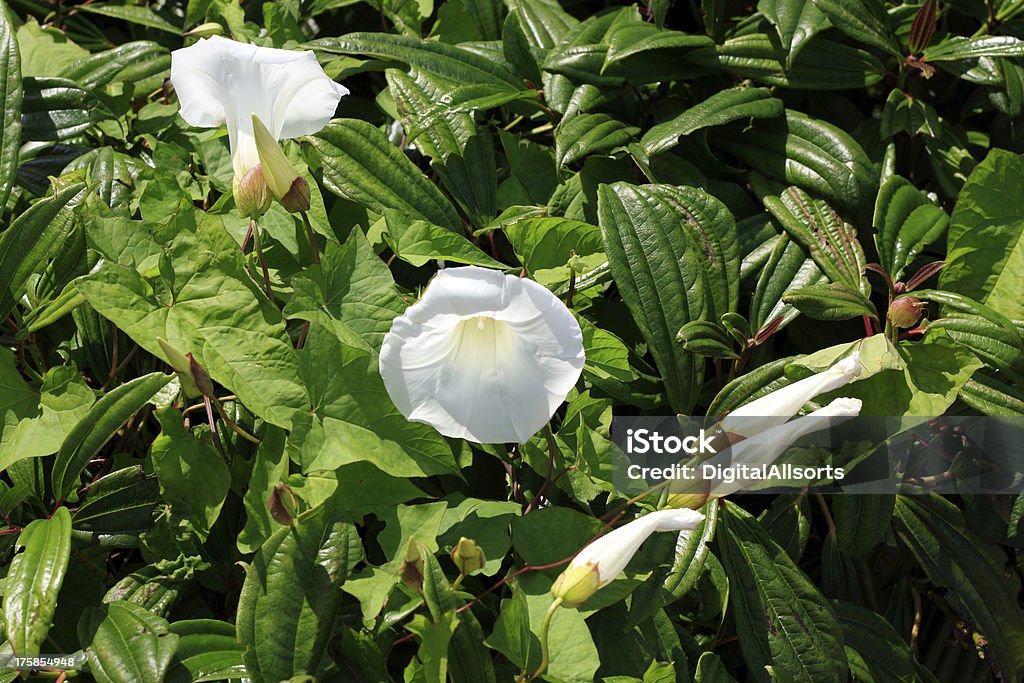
[399,538,425,592]
[156,337,201,398]
[252,114,308,213]
[888,296,924,329]
[267,483,299,525]
[186,352,215,397]
[280,176,311,213]
[234,165,271,219]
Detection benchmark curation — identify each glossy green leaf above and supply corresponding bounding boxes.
[384,212,505,268]
[72,466,159,542]
[642,86,783,157]
[60,40,167,90]
[51,372,170,501]
[80,601,179,683]
[832,494,894,556]
[960,372,1024,417]
[1,507,71,656]
[872,175,948,281]
[782,282,877,321]
[808,0,900,56]
[834,600,916,683]
[718,502,847,683]
[750,234,825,332]
[555,113,637,168]
[503,216,604,286]
[312,119,463,232]
[0,0,21,209]
[894,494,1024,680]
[757,0,829,63]
[78,4,182,34]
[924,36,1024,62]
[939,149,1024,319]
[236,501,363,683]
[166,620,248,683]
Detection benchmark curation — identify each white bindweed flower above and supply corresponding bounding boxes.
[379,266,585,444]
[720,352,862,438]
[551,509,705,608]
[169,35,348,183]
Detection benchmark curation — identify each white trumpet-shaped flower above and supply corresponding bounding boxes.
[379,266,585,444]
[551,509,705,608]
[169,35,348,182]
[720,352,862,438]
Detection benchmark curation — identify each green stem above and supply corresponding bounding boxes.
[299,211,321,265]
[250,219,275,303]
[528,597,563,681]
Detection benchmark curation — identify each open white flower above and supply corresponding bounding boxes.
[169,35,348,182]
[379,266,585,444]
[551,509,705,608]
[720,352,862,438]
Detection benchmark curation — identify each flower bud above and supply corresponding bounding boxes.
[267,483,299,525]
[183,22,224,38]
[186,352,215,397]
[252,114,308,212]
[399,538,425,592]
[234,165,271,219]
[156,337,201,398]
[888,296,924,329]
[550,563,601,608]
[451,537,486,576]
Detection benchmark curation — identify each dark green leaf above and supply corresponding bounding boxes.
[808,0,900,56]
[782,282,877,321]
[0,0,21,208]
[872,175,948,281]
[80,602,179,683]
[167,619,247,683]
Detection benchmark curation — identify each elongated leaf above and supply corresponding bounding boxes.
[167,620,248,683]
[60,41,167,90]
[872,175,948,281]
[782,282,876,321]
[960,372,1024,417]
[79,4,181,34]
[0,0,21,209]
[384,213,505,268]
[80,602,179,683]
[893,495,1024,680]
[757,0,829,62]
[72,465,159,541]
[311,119,462,232]
[834,600,916,683]
[0,182,87,319]
[809,0,900,56]
[832,494,893,556]
[311,33,521,90]
[751,234,824,332]
[512,0,577,48]
[939,149,1024,319]
[236,501,363,683]
[717,502,847,683]
[762,185,868,294]
[51,372,170,501]
[927,313,1024,379]
[555,113,637,168]
[715,111,877,223]
[1,507,71,656]
[925,36,1024,62]
[642,86,783,156]
[597,183,708,412]
[103,563,183,617]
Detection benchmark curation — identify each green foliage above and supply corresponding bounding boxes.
[0,0,1023,680]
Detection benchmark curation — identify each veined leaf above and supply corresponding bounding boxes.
[78,4,182,34]
[79,602,179,683]
[51,372,170,502]
[72,465,159,543]
[311,119,463,232]
[872,175,948,281]
[384,213,505,268]
[503,216,604,286]
[718,502,847,683]
[60,40,167,90]
[757,0,829,63]
[834,600,916,683]
[782,282,877,321]
[642,86,783,157]
[750,234,825,333]
[960,372,1024,417]
[894,495,1024,680]
[555,113,637,168]
[167,620,248,683]
[924,35,1024,62]
[236,501,363,683]
[1,507,71,656]
[808,0,900,56]
[0,0,21,209]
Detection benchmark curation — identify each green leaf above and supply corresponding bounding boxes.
[642,86,783,157]
[939,149,1024,319]
[926,313,1024,379]
[761,185,869,294]
[51,372,171,502]
[598,182,710,412]
[15,18,88,78]
[960,372,1024,417]
[750,234,825,333]
[872,175,948,281]
[384,212,506,268]
[60,40,168,90]
[20,77,92,141]
[1,507,71,656]
[72,466,159,542]
[834,600,916,683]
[808,0,900,56]
[80,602,179,683]
[677,320,739,359]
[924,36,1024,62]
[76,211,307,429]
[757,0,829,63]
[293,324,458,478]
[717,502,847,683]
[151,408,230,538]
[714,111,877,223]
[237,427,287,553]
[782,282,876,321]
[832,494,893,556]
[387,68,498,225]
[512,0,577,48]
[166,620,248,683]
[405,612,459,683]
[555,113,637,169]
[236,501,363,683]
[879,88,940,139]
[311,119,463,232]
[78,4,182,34]
[283,230,406,351]
[0,182,87,320]
[503,216,604,286]
[893,494,1024,679]
[0,0,21,209]
[311,33,521,90]
[102,562,185,617]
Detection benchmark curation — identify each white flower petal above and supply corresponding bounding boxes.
[721,351,862,438]
[170,36,348,178]
[379,266,585,444]
[572,509,704,587]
